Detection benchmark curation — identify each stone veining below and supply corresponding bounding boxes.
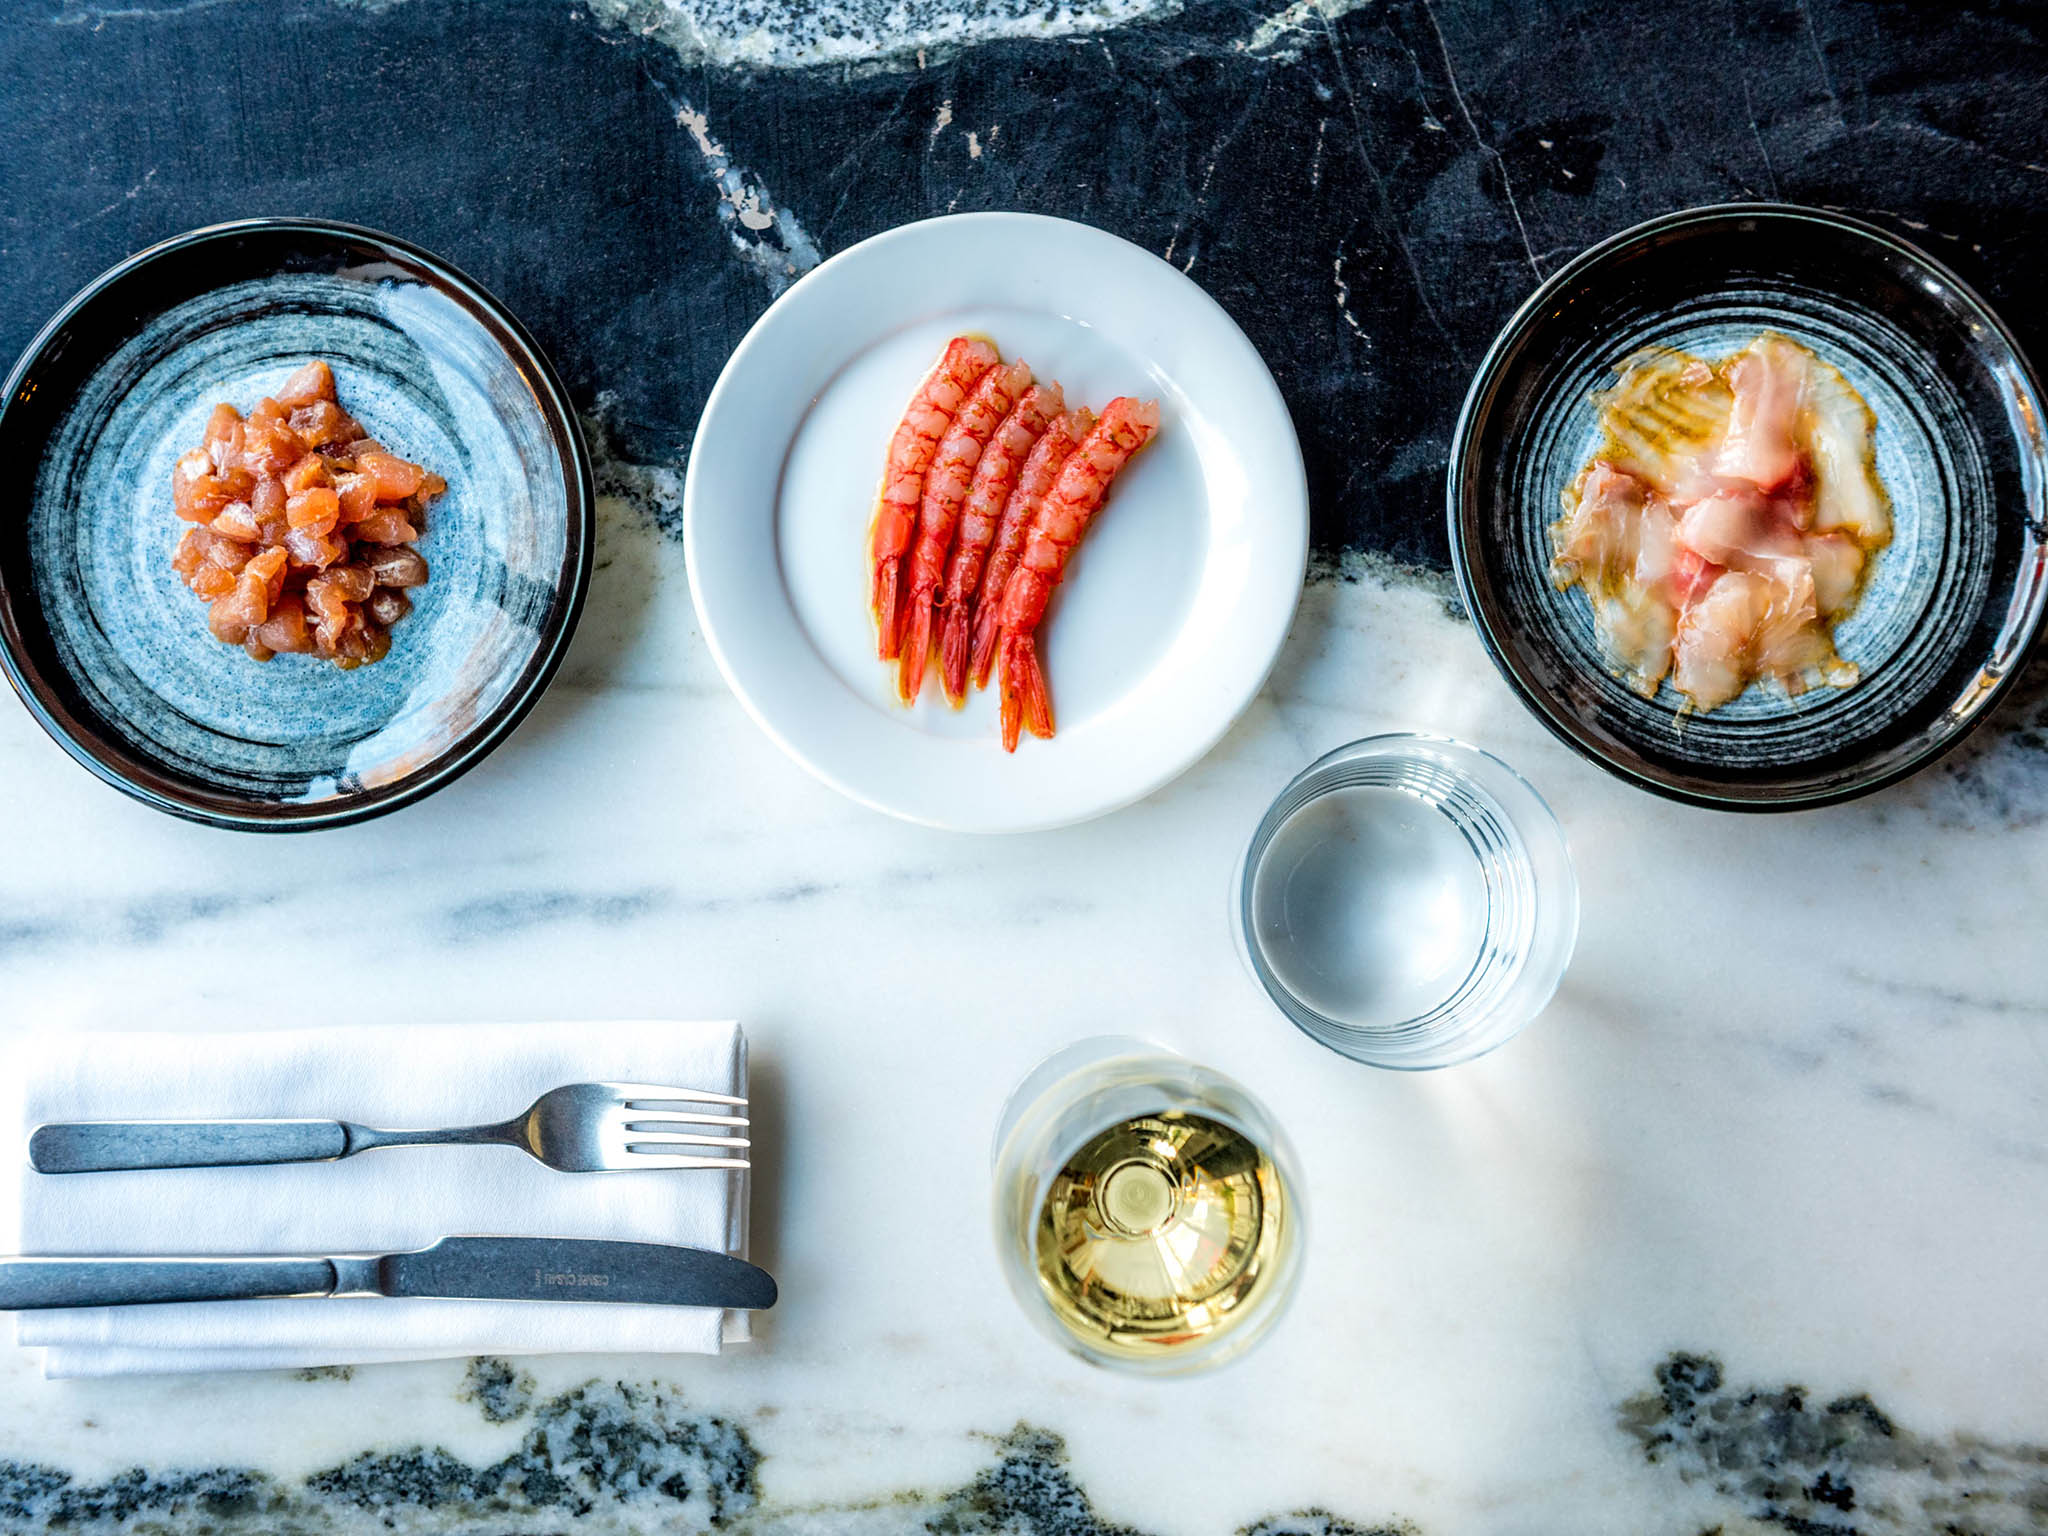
[583,0,1182,71]
[1622,1352,2048,1535]
[0,1382,757,1534]
[0,1389,1376,1535]
[6,1357,2045,1533]
[459,1356,537,1424]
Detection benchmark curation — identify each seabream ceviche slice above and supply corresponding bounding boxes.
[1551,332,1890,712]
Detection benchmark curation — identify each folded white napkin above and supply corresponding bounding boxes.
[4,1021,750,1378]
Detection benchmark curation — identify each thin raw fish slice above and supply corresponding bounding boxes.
[937,382,1063,705]
[995,397,1160,751]
[1670,566,1850,711]
[968,406,1093,691]
[1673,487,1823,610]
[1671,571,1773,711]
[872,337,999,660]
[1712,334,1808,492]
[1591,351,1731,498]
[897,360,1033,703]
[1554,334,1891,714]
[1800,353,1891,541]
[1806,533,1867,619]
[1550,461,1682,692]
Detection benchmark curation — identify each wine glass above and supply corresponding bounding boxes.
[989,1038,1305,1375]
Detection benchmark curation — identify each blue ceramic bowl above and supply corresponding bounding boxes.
[0,219,593,829]
[1449,204,2048,810]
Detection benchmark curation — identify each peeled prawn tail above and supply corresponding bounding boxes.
[872,555,904,660]
[997,629,1054,752]
[897,590,935,704]
[937,602,973,707]
[967,598,1003,692]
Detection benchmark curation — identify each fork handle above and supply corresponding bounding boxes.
[29,1120,351,1173]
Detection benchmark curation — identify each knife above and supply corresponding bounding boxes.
[0,1236,777,1311]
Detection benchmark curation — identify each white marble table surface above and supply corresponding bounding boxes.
[0,440,2042,1536]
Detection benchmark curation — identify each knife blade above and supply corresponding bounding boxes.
[0,1236,777,1312]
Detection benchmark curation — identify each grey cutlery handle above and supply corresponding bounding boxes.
[29,1120,351,1173]
[0,1257,339,1309]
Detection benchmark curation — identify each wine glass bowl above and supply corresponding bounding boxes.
[989,1038,1305,1376]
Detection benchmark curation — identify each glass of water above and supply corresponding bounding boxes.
[1235,734,1577,1069]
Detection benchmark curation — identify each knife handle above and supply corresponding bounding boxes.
[0,1257,339,1309]
[28,1120,351,1173]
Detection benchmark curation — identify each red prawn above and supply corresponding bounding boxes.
[966,406,1093,692]
[936,382,1063,705]
[871,337,998,659]
[995,397,1160,751]
[896,359,1033,703]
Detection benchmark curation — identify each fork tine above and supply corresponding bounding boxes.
[618,1151,752,1169]
[619,1111,749,1129]
[607,1081,748,1107]
[615,1130,753,1149]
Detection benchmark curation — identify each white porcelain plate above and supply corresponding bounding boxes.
[685,213,1307,832]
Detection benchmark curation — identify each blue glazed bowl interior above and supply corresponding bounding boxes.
[0,222,591,828]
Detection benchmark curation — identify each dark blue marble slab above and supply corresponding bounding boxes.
[4,0,2045,567]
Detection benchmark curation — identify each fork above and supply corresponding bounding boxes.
[27,1082,750,1175]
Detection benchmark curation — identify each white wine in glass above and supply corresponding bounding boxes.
[992,1039,1304,1374]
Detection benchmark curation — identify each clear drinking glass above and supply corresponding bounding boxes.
[990,1038,1305,1376]
[1235,733,1577,1069]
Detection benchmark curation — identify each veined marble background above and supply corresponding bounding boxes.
[2,0,2047,1532]
[0,477,2042,1534]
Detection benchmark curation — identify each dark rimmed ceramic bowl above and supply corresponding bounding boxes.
[0,219,593,830]
[1449,203,2048,811]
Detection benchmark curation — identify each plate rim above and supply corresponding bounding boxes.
[683,210,1309,833]
[0,215,597,832]
[1445,199,2048,812]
